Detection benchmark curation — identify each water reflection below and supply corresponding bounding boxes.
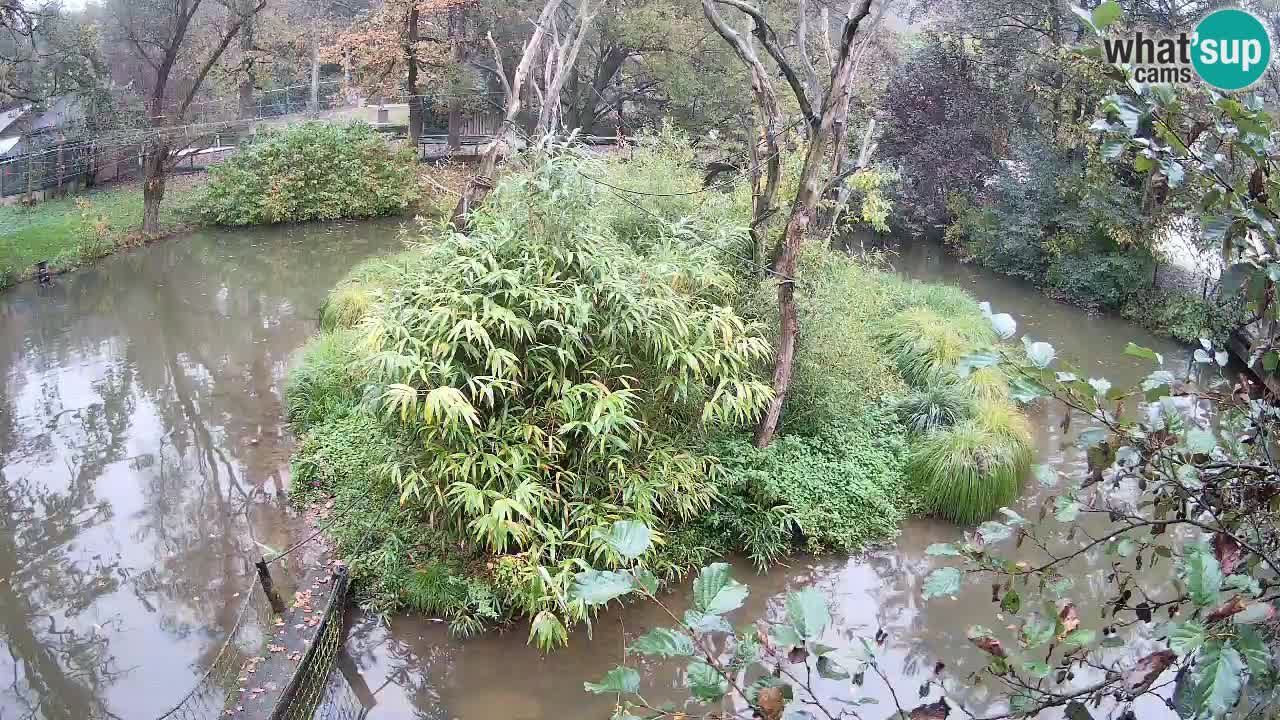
[0,219,405,719]
[342,237,1192,719]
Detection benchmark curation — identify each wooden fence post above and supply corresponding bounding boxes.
[255,557,288,614]
[55,146,64,197]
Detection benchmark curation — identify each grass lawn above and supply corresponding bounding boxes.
[0,177,201,289]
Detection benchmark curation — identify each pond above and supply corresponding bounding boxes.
[0,219,405,719]
[0,223,1191,719]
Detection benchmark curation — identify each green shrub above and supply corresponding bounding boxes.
[288,149,772,646]
[907,400,1033,525]
[710,409,913,558]
[292,412,504,630]
[1121,286,1239,344]
[946,202,1048,282]
[769,248,907,434]
[291,411,394,499]
[1045,250,1154,310]
[199,122,419,226]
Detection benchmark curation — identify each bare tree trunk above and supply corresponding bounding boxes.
[406,4,423,143]
[309,38,321,115]
[752,136,824,446]
[451,0,569,228]
[707,0,876,447]
[141,143,169,236]
[238,14,255,120]
[746,117,764,263]
[534,1,598,137]
[702,0,781,267]
[447,6,465,151]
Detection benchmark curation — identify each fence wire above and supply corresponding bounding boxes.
[272,568,354,720]
[310,663,373,720]
[154,576,280,720]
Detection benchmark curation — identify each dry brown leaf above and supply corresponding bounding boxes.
[1123,650,1176,691]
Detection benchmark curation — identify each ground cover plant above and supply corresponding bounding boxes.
[0,180,197,289]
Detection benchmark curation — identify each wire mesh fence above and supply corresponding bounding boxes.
[271,567,353,720]
[310,658,375,720]
[153,576,281,720]
[0,143,95,198]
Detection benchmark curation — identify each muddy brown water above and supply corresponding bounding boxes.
[0,219,405,719]
[0,224,1194,720]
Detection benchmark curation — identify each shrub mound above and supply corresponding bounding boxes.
[287,148,770,645]
[286,134,1042,646]
[199,122,419,226]
[710,410,912,561]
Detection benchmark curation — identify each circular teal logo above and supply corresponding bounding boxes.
[1192,9,1272,91]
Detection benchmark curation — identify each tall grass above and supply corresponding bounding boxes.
[906,400,1033,524]
[966,365,1011,403]
[284,329,362,431]
[895,381,974,434]
[878,306,995,386]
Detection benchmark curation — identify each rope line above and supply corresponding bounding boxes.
[576,116,808,198]
[265,493,376,567]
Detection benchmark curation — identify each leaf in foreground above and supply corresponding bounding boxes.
[630,627,694,658]
[598,520,652,561]
[570,570,634,606]
[1122,649,1175,692]
[692,562,749,615]
[685,660,728,701]
[785,587,830,640]
[585,665,639,694]
[922,567,962,599]
[1193,641,1244,717]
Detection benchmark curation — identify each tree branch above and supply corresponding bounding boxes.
[712,0,817,126]
[178,0,266,120]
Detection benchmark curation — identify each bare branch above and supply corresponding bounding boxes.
[178,0,267,120]
[486,32,512,102]
[711,0,817,125]
[797,0,822,107]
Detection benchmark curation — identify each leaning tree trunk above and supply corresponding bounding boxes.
[752,136,826,446]
[141,143,170,236]
[701,0,875,447]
